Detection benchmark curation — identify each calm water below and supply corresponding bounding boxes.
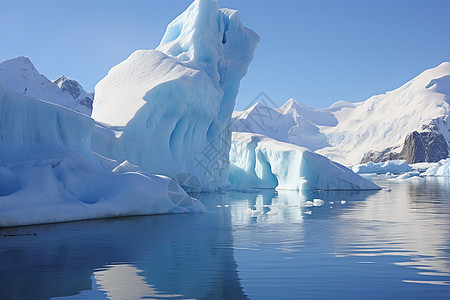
[1,177,450,299]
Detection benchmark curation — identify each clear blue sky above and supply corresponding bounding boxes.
[1,0,450,110]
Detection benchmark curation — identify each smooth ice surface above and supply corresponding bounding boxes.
[0,84,204,227]
[352,160,413,174]
[0,57,92,115]
[229,132,380,191]
[92,0,259,190]
[233,63,450,164]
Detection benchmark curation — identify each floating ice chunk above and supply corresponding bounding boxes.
[313,199,324,206]
[341,200,347,205]
[392,171,421,181]
[303,201,314,207]
[304,211,312,215]
[352,160,412,175]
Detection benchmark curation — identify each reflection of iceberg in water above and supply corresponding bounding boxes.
[55,264,185,299]
[332,178,450,286]
[0,201,247,300]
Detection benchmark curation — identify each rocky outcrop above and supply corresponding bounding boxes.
[54,75,93,112]
[361,147,401,163]
[398,131,448,163]
[361,130,449,164]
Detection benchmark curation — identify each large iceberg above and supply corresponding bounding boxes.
[229,132,380,191]
[0,84,204,227]
[91,0,259,190]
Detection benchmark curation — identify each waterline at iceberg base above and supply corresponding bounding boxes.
[0,84,205,228]
[230,132,380,191]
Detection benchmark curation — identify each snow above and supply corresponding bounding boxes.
[352,160,413,174]
[229,132,380,191]
[92,0,259,190]
[233,62,450,165]
[424,158,450,176]
[313,199,324,206]
[232,100,334,151]
[0,57,92,115]
[391,171,422,181]
[319,62,450,164]
[0,84,204,227]
[53,75,93,113]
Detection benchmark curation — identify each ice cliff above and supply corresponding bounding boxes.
[0,83,204,227]
[230,132,380,191]
[91,0,260,190]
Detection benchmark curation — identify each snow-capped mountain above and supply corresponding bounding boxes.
[0,57,93,115]
[233,62,450,165]
[53,75,93,112]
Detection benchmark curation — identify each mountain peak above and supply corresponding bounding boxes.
[0,57,92,115]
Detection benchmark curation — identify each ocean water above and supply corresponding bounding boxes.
[1,177,450,299]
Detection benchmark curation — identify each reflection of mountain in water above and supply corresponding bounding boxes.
[0,201,247,300]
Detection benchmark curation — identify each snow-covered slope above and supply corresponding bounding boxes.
[229,132,380,191]
[0,84,204,227]
[92,0,259,190]
[233,62,450,165]
[54,75,93,112]
[0,57,93,115]
[232,99,341,151]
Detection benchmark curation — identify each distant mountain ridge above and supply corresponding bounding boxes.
[0,57,93,115]
[233,62,450,165]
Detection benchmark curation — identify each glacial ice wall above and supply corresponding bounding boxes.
[91,0,259,190]
[229,132,380,191]
[0,84,204,227]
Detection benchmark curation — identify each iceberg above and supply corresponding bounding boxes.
[91,0,259,190]
[352,160,413,174]
[423,158,450,176]
[229,132,380,191]
[0,84,204,227]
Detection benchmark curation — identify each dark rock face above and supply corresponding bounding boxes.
[399,131,448,164]
[54,75,81,99]
[361,147,401,163]
[53,76,94,111]
[77,97,93,111]
[361,131,449,164]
